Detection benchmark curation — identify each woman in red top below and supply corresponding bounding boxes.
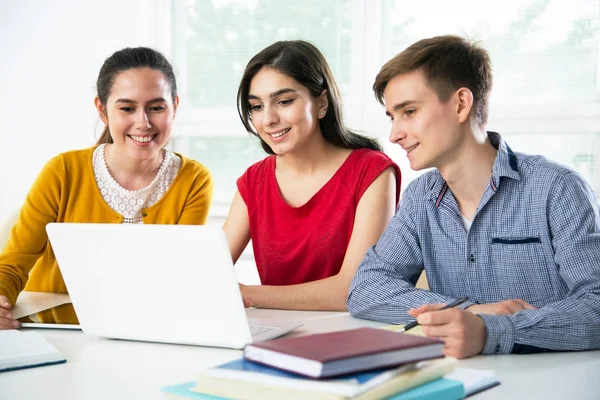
[224,40,401,311]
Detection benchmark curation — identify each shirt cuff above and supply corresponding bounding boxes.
[477,314,515,355]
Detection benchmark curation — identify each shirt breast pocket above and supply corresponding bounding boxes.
[490,236,552,304]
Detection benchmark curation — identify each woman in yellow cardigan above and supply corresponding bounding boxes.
[0,47,213,329]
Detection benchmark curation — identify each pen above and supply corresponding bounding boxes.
[399,296,469,333]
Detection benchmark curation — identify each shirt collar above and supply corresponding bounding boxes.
[427,131,521,202]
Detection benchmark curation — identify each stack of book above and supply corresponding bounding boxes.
[162,327,477,399]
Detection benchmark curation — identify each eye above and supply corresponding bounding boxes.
[278,98,294,106]
[119,107,134,113]
[404,108,416,117]
[149,106,165,112]
[249,104,263,112]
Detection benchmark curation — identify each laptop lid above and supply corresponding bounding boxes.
[46,223,254,348]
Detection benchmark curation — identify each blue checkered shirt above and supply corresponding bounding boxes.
[347,132,600,355]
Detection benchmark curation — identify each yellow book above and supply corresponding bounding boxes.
[190,357,456,400]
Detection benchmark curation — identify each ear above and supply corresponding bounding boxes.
[173,95,180,119]
[318,89,329,119]
[455,88,474,124]
[94,96,108,125]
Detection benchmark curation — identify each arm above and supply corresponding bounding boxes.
[0,157,62,307]
[411,171,600,358]
[347,184,475,322]
[476,171,600,354]
[241,167,398,311]
[223,190,251,264]
[177,168,213,225]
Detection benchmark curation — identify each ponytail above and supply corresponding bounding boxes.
[96,125,113,145]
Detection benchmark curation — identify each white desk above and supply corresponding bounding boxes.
[2,309,599,400]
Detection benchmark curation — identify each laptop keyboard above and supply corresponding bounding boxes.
[250,325,276,337]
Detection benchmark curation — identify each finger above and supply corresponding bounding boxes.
[409,303,445,316]
[0,316,19,330]
[417,308,461,326]
[515,299,537,310]
[508,300,528,313]
[421,323,451,338]
[0,308,13,318]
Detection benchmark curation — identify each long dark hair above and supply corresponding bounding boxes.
[95,47,177,144]
[237,40,381,154]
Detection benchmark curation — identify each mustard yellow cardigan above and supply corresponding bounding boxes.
[0,146,213,323]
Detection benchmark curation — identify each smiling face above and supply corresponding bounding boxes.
[384,69,466,171]
[247,67,327,155]
[95,67,178,162]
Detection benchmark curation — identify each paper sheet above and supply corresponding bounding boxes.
[11,291,72,319]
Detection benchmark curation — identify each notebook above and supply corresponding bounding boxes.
[45,223,301,349]
[0,330,66,373]
[243,327,444,378]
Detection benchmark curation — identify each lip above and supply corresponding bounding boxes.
[403,143,419,153]
[265,128,290,141]
[128,134,158,146]
[265,128,290,136]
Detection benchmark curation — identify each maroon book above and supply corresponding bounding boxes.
[243,327,444,378]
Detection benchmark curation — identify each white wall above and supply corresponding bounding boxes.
[0,0,171,224]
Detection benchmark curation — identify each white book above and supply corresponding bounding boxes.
[446,368,500,397]
[0,330,66,373]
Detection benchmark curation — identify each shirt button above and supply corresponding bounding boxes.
[494,344,501,354]
[142,213,147,217]
[469,254,476,263]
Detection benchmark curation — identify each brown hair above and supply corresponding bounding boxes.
[237,40,381,154]
[373,35,493,127]
[96,47,177,144]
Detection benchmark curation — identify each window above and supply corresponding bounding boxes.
[172,0,600,217]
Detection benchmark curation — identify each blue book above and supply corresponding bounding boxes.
[162,382,222,399]
[202,357,455,398]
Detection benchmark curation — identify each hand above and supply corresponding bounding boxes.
[466,299,537,315]
[409,303,487,359]
[238,283,253,308]
[0,295,19,330]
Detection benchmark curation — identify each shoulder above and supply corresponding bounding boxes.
[40,147,96,176]
[515,152,575,181]
[176,152,212,180]
[242,156,274,177]
[514,151,592,195]
[350,148,396,166]
[238,155,274,186]
[407,170,438,195]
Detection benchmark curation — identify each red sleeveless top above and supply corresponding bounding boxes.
[237,149,401,285]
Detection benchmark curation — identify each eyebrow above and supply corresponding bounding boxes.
[248,88,297,100]
[114,97,167,104]
[385,100,419,116]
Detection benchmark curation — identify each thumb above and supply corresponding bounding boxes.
[0,295,11,310]
[243,297,253,309]
[408,303,445,316]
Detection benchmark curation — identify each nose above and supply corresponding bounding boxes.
[262,105,279,127]
[135,110,151,131]
[389,119,407,144]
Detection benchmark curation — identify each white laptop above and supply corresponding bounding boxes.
[45,223,301,349]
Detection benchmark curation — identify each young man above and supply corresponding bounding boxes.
[347,35,600,359]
